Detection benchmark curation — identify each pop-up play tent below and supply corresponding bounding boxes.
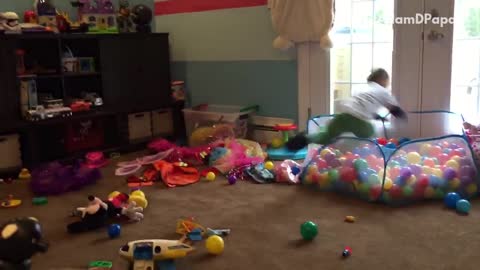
[301,111,479,205]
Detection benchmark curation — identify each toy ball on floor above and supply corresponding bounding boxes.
[444,192,461,209]
[205,235,224,255]
[108,224,121,238]
[265,161,275,171]
[206,172,216,181]
[300,221,318,240]
[456,199,471,214]
[228,175,237,185]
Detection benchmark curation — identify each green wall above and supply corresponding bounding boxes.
[156,6,298,119]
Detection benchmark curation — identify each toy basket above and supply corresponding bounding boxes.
[182,104,258,142]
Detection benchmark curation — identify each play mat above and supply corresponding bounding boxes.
[302,111,480,205]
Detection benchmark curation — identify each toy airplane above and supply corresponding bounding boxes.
[119,239,194,270]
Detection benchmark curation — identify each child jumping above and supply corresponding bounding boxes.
[287,68,408,150]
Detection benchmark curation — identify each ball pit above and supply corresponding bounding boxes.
[301,133,479,205]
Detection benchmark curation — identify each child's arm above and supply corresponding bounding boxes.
[376,90,408,120]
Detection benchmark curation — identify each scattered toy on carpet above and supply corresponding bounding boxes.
[67,190,146,234]
[0,217,49,270]
[30,161,102,196]
[108,224,121,239]
[300,221,318,241]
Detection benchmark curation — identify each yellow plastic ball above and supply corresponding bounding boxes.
[108,191,121,200]
[130,190,145,199]
[407,152,422,164]
[265,161,275,171]
[205,235,224,255]
[445,160,459,170]
[378,169,385,179]
[432,169,443,178]
[206,172,216,181]
[383,177,393,190]
[419,144,431,155]
[422,166,433,174]
[467,183,477,194]
[449,178,461,190]
[406,175,417,185]
[320,149,333,157]
[451,155,461,163]
[271,138,284,148]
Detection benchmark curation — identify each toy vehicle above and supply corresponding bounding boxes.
[119,239,194,270]
[26,105,72,121]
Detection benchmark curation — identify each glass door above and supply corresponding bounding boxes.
[330,0,395,113]
[450,0,480,125]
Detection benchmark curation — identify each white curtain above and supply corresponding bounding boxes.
[268,0,335,50]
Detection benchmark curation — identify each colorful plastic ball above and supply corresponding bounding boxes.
[399,167,412,180]
[357,171,369,182]
[444,192,461,209]
[389,160,400,167]
[389,185,403,199]
[324,153,336,162]
[443,168,457,180]
[354,159,368,171]
[369,185,382,201]
[228,175,237,185]
[385,142,397,149]
[429,146,442,156]
[407,152,422,164]
[377,137,387,145]
[449,178,461,190]
[368,174,379,185]
[340,167,356,183]
[320,149,333,158]
[456,199,471,214]
[445,160,459,170]
[389,138,399,145]
[365,168,377,176]
[206,172,216,181]
[423,158,435,167]
[206,235,225,255]
[383,177,393,190]
[108,224,121,238]
[466,183,477,195]
[403,186,414,197]
[409,164,422,176]
[329,158,342,168]
[417,174,429,187]
[300,221,318,240]
[264,161,275,171]
[434,189,445,199]
[429,175,442,188]
[271,137,284,148]
[420,144,432,155]
[328,169,339,182]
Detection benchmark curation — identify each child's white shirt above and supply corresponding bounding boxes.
[338,82,399,121]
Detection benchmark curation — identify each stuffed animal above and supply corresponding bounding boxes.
[268,0,335,50]
[0,217,49,270]
[67,190,146,234]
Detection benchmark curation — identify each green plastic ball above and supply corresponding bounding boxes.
[328,169,339,182]
[300,221,318,240]
[354,159,368,171]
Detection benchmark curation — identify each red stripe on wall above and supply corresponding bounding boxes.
[154,0,268,15]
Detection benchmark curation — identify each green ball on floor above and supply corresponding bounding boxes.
[300,221,318,240]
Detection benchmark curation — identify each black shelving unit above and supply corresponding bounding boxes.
[0,33,173,173]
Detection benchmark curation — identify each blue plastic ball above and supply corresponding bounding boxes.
[398,138,411,145]
[386,142,397,149]
[444,192,461,209]
[456,199,471,214]
[108,224,121,238]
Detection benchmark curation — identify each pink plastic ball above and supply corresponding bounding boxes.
[429,146,442,157]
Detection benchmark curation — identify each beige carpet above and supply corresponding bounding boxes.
[1,152,480,270]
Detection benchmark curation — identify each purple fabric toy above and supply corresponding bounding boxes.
[30,161,102,196]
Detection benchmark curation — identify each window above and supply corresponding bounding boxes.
[450,0,480,124]
[330,0,394,113]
